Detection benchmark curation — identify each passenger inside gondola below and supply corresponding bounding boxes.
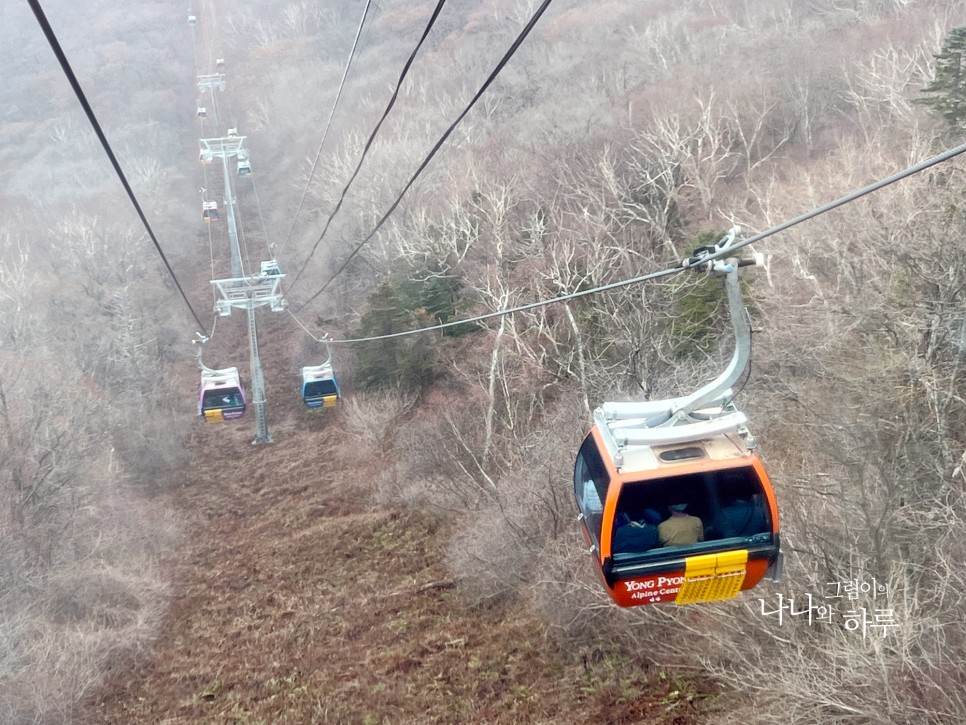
[709,470,770,539]
[612,508,662,555]
[716,495,766,537]
[614,474,708,550]
[611,467,770,559]
[658,503,704,547]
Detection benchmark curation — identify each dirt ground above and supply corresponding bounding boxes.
[80,411,709,724]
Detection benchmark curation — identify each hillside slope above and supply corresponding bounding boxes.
[81,418,707,723]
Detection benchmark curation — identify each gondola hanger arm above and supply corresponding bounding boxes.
[192,332,215,373]
[603,228,766,428]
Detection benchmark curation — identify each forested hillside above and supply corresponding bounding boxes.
[3,0,966,722]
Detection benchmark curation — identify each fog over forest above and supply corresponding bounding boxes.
[3,0,966,723]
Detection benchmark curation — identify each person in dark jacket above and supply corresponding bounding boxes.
[717,495,767,538]
[613,508,662,554]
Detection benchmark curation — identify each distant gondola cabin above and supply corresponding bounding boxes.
[202,200,219,222]
[199,367,246,422]
[260,260,281,276]
[574,405,781,607]
[301,364,339,410]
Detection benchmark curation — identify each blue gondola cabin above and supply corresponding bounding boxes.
[301,364,339,410]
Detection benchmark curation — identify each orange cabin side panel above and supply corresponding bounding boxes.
[607,558,770,607]
[752,456,780,534]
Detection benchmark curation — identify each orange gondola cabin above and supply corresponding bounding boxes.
[575,402,781,607]
[573,241,782,607]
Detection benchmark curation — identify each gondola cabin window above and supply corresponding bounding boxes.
[202,389,243,409]
[611,466,772,564]
[303,379,338,398]
[573,435,610,550]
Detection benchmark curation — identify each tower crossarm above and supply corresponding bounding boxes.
[211,272,287,316]
[199,136,246,158]
[197,73,226,92]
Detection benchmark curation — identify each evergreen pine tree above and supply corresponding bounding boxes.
[918,27,966,130]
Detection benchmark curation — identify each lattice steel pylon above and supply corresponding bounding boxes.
[199,134,247,277]
[202,128,279,443]
[211,268,286,444]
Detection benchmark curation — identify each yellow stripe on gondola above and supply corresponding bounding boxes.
[322,395,339,409]
[204,409,226,422]
[675,549,748,604]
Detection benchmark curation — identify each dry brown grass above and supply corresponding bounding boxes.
[79,416,706,724]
